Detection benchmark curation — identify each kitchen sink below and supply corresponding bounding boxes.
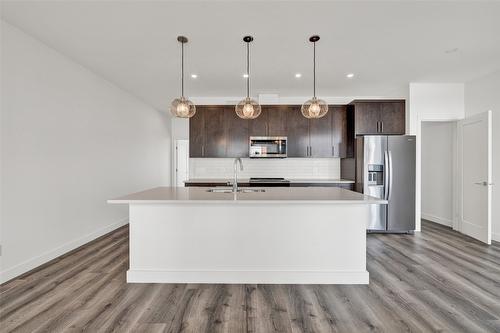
[206,188,266,193]
[238,188,266,193]
[206,188,234,193]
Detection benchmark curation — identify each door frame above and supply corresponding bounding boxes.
[456,111,492,244]
[173,139,190,187]
[416,115,460,232]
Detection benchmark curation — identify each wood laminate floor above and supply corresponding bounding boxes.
[1,220,499,333]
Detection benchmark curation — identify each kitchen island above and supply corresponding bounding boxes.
[108,187,387,284]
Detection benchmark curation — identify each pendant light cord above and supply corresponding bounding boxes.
[313,41,316,98]
[246,41,250,99]
[181,41,184,98]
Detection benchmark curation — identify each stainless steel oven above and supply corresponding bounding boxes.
[249,136,287,158]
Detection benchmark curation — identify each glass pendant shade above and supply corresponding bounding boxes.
[236,36,261,119]
[302,35,328,119]
[235,97,261,119]
[301,97,328,119]
[171,36,196,118]
[171,96,196,118]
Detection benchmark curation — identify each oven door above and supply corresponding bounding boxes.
[249,137,287,158]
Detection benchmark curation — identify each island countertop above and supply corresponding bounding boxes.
[108,186,387,204]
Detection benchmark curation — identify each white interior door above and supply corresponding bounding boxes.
[175,140,189,187]
[458,111,492,244]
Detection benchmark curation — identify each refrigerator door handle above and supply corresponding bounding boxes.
[384,151,389,200]
[388,150,394,201]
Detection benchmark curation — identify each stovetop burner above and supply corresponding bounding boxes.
[249,177,289,182]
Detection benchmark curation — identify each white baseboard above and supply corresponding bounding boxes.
[421,212,453,227]
[127,269,369,285]
[0,218,129,284]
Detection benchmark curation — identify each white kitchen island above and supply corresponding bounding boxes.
[108,187,387,284]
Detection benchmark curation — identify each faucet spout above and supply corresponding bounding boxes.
[233,158,243,192]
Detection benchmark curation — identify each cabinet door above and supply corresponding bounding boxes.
[249,108,268,137]
[225,106,250,157]
[309,109,333,157]
[189,109,204,157]
[332,105,348,158]
[379,101,405,135]
[286,106,310,157]
[354,103,380,135]
[204,106,226,157]
[267,106,287,136]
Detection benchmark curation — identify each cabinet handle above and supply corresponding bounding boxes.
[310,146,312,157]
[202,145,205,157]
[377,121,380,133]
[380,122,383,133]
[332,146,335,156]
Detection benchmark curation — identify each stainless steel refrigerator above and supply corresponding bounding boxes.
[355,135,416,233]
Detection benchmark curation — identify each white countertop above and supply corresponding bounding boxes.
[108,186,386,204]
[184,178,355,184]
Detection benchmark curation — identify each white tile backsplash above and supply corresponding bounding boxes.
[189,158,341,179]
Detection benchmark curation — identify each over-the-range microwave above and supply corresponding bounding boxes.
[249,136,287,158]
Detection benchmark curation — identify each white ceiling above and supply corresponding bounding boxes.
[2,1,500,111]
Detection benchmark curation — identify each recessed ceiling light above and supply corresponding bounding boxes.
[346,73,355,78]
[295,73,302,78]
[191,74,198,79]
[243,74,249,78]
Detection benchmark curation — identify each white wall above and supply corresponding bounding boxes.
[421,122,455,226]
[465,70,500,242]
[0,21,171,282]
[409,83,465,231]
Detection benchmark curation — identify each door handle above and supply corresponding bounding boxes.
[474,181,494,186]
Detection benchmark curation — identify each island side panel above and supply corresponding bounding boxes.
[127,203,369,284]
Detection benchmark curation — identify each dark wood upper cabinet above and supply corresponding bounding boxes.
[189,110,204,157]
[225,106,250,157]
[352,102,380,135]
[189,102,388,159]
[203,106,226,157]
[249,108,268,137]
[379,101,405,135]
[286,106,310,157]
[348,100,405,137]
[267,106,287,136]
[332,105,348,158]
[309,110,333,157]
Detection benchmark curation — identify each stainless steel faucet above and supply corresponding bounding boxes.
[233,158,243,192]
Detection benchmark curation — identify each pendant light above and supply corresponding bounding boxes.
[301,35,328,119]
[171,36,196,118]
[235,36,261,119]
